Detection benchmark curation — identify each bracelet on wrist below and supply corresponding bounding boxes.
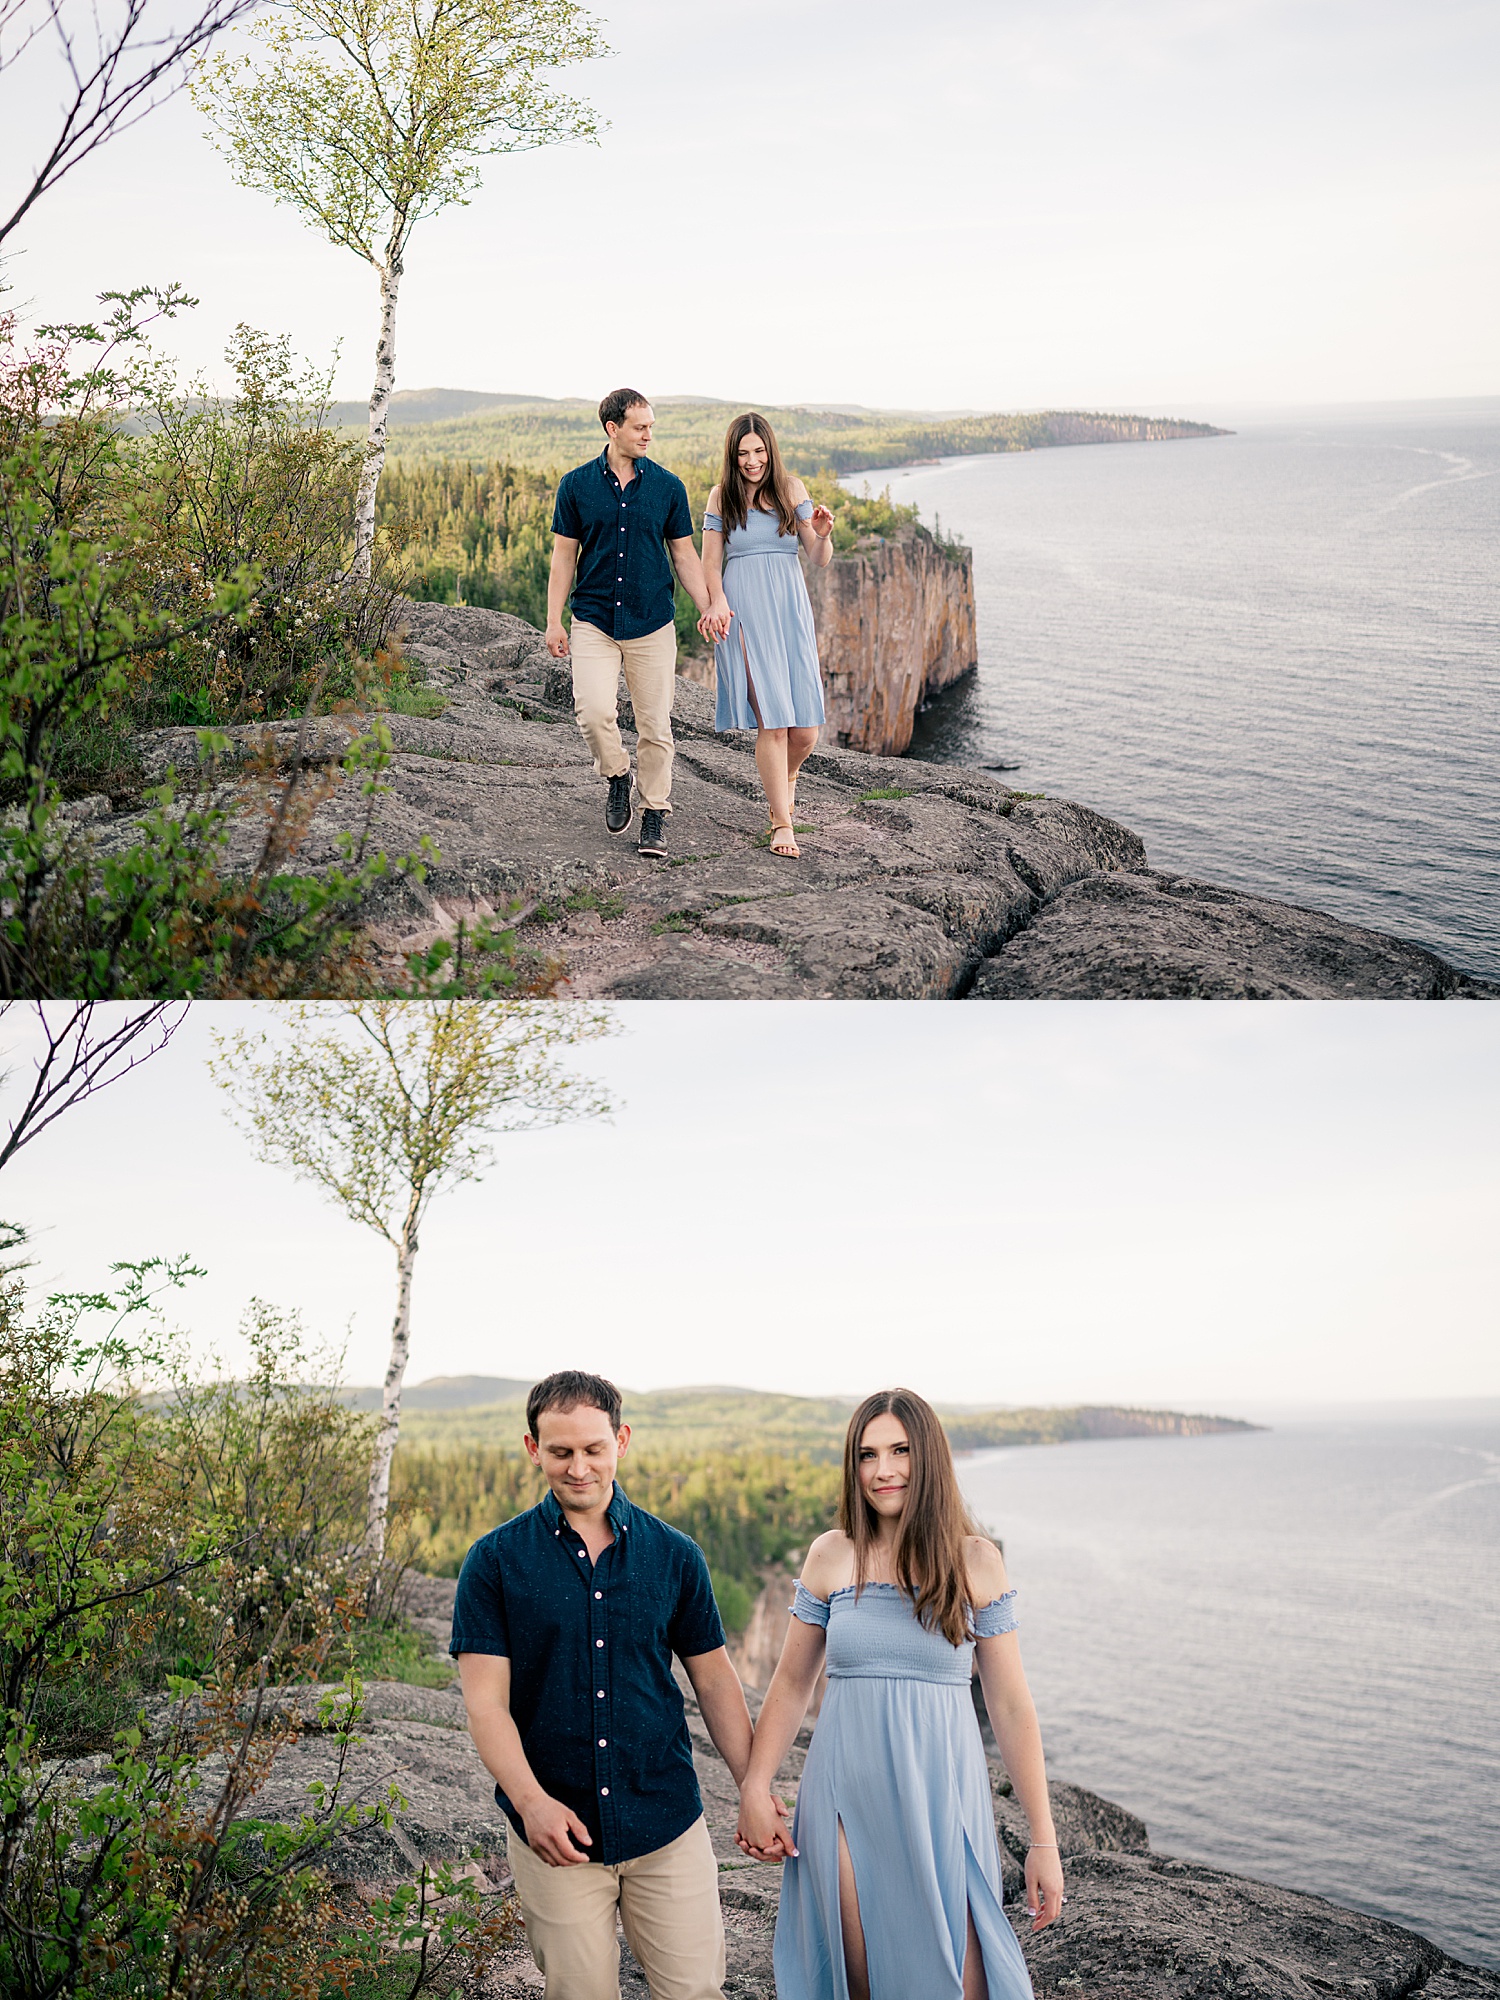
[1027,1841,1059,1850]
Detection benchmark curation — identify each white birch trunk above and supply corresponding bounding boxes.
[352,250,403,580]
[366,1198,418,1563]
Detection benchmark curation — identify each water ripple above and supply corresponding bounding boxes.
[861,411,1500,978]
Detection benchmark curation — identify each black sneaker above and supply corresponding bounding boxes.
[637,808,668,859]
[605,771,632,835]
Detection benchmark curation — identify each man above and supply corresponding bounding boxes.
[453,1370,769,2000]
[546,390,719,861]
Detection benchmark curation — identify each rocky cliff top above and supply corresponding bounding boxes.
[239,1576,1499,2000]
[129,601,1494,1000]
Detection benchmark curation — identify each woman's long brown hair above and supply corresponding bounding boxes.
[838,1387,983,1647]
[717,412,801,537]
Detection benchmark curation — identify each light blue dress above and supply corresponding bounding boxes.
[773,1581,1034,2000]
[704,501,827,732]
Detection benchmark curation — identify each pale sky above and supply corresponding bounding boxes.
[4,1003,1497,1412]
[3,0,1497,411]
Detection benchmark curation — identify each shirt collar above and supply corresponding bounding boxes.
[539,1484,633,1536]
[598,447,651,489]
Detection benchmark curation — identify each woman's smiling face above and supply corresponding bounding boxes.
[858,1412,911,1519]
[737,430,769,488]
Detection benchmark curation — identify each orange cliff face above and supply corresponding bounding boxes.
[801,524,978,757]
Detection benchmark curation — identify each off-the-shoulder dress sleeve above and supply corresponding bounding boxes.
[703,510,723,533]
[791,1580,831,1628]
[971,1590,1018,1637]
[794,499,813,520]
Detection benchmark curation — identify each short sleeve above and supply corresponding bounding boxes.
[449,1538,509,1657]
[971,1591,1018,1638]
[669,1541,727,1659]
[794,499,814,520]
[791,1580,830,1628]
[702,511,724,533]
[552,474,581,538]
[664,478,694,542]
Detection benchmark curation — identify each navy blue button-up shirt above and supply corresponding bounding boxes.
[552,451,693,641]
[450,1484,724,1864]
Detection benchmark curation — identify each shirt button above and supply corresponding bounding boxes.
[596,1638,604,1647]
[598,1737,607,1747]
[597,1690,605,1698]
[594,1591,603,1600]
[601,1787,610,1797]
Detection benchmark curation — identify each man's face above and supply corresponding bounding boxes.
[525,1401,631,1515]
[606,403,655,458]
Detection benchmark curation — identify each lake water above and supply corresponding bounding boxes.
[851,404,1500,981]
[957,1407,1500,1969]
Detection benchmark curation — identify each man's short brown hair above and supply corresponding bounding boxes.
[526,1369,623,1439]
[598,387,650,433]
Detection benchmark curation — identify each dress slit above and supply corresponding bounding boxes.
[739,625,766,729]
[836,1814,868,2000]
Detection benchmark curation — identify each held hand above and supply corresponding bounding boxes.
[1025,1846,1065,1931]
[698,598,732,644]
[810,505,835,540]
[736,1788,796,1863]
[545,621,570,660]
[524,1794,593,1867]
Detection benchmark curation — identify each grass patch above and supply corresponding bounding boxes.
[859,787,913,802]
[651,915,693,934]
[33,1671,149,1755]
[349,1619,456,1688]
[564,888,625,921]
[325,1954,466,1999]
[376,679,449,719]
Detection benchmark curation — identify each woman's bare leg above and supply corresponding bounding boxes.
[962,1905,990,2000]
[837,1820,870,2000]
[755,727,793,828]
[786,725,819,810]
[739,638,794,830]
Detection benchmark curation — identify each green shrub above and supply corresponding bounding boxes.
[0,1266,511,1998]
[0,291,453,999]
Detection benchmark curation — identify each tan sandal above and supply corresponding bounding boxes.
[769,821,800,859]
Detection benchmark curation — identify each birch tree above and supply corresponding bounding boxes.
[209,1000,613,1560]
[193,0,607,576]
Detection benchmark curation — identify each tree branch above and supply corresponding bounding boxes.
[0,1001,186,1173]
[0,0,263,248]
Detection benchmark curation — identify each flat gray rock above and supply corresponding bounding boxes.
[97,603,1492,999]
[971,870,1496,1000]
[215,1576,1498,1999]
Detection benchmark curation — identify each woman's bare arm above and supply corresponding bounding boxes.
[699,482,730,638]
[967,1538,1065,1930]
[791,480,835,568]
[736,1614,826,1859]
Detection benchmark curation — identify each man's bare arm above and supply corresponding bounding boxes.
[457,1652,592,1866]
[667,534,714,618]
[546,537,579,658]
[681,1646,754,1785]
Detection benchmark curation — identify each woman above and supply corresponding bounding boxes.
[736,1389,1063,2000]
[699,413,834,858]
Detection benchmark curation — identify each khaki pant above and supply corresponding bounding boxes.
[569,617,677,811]
[506,1814,725,2000]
